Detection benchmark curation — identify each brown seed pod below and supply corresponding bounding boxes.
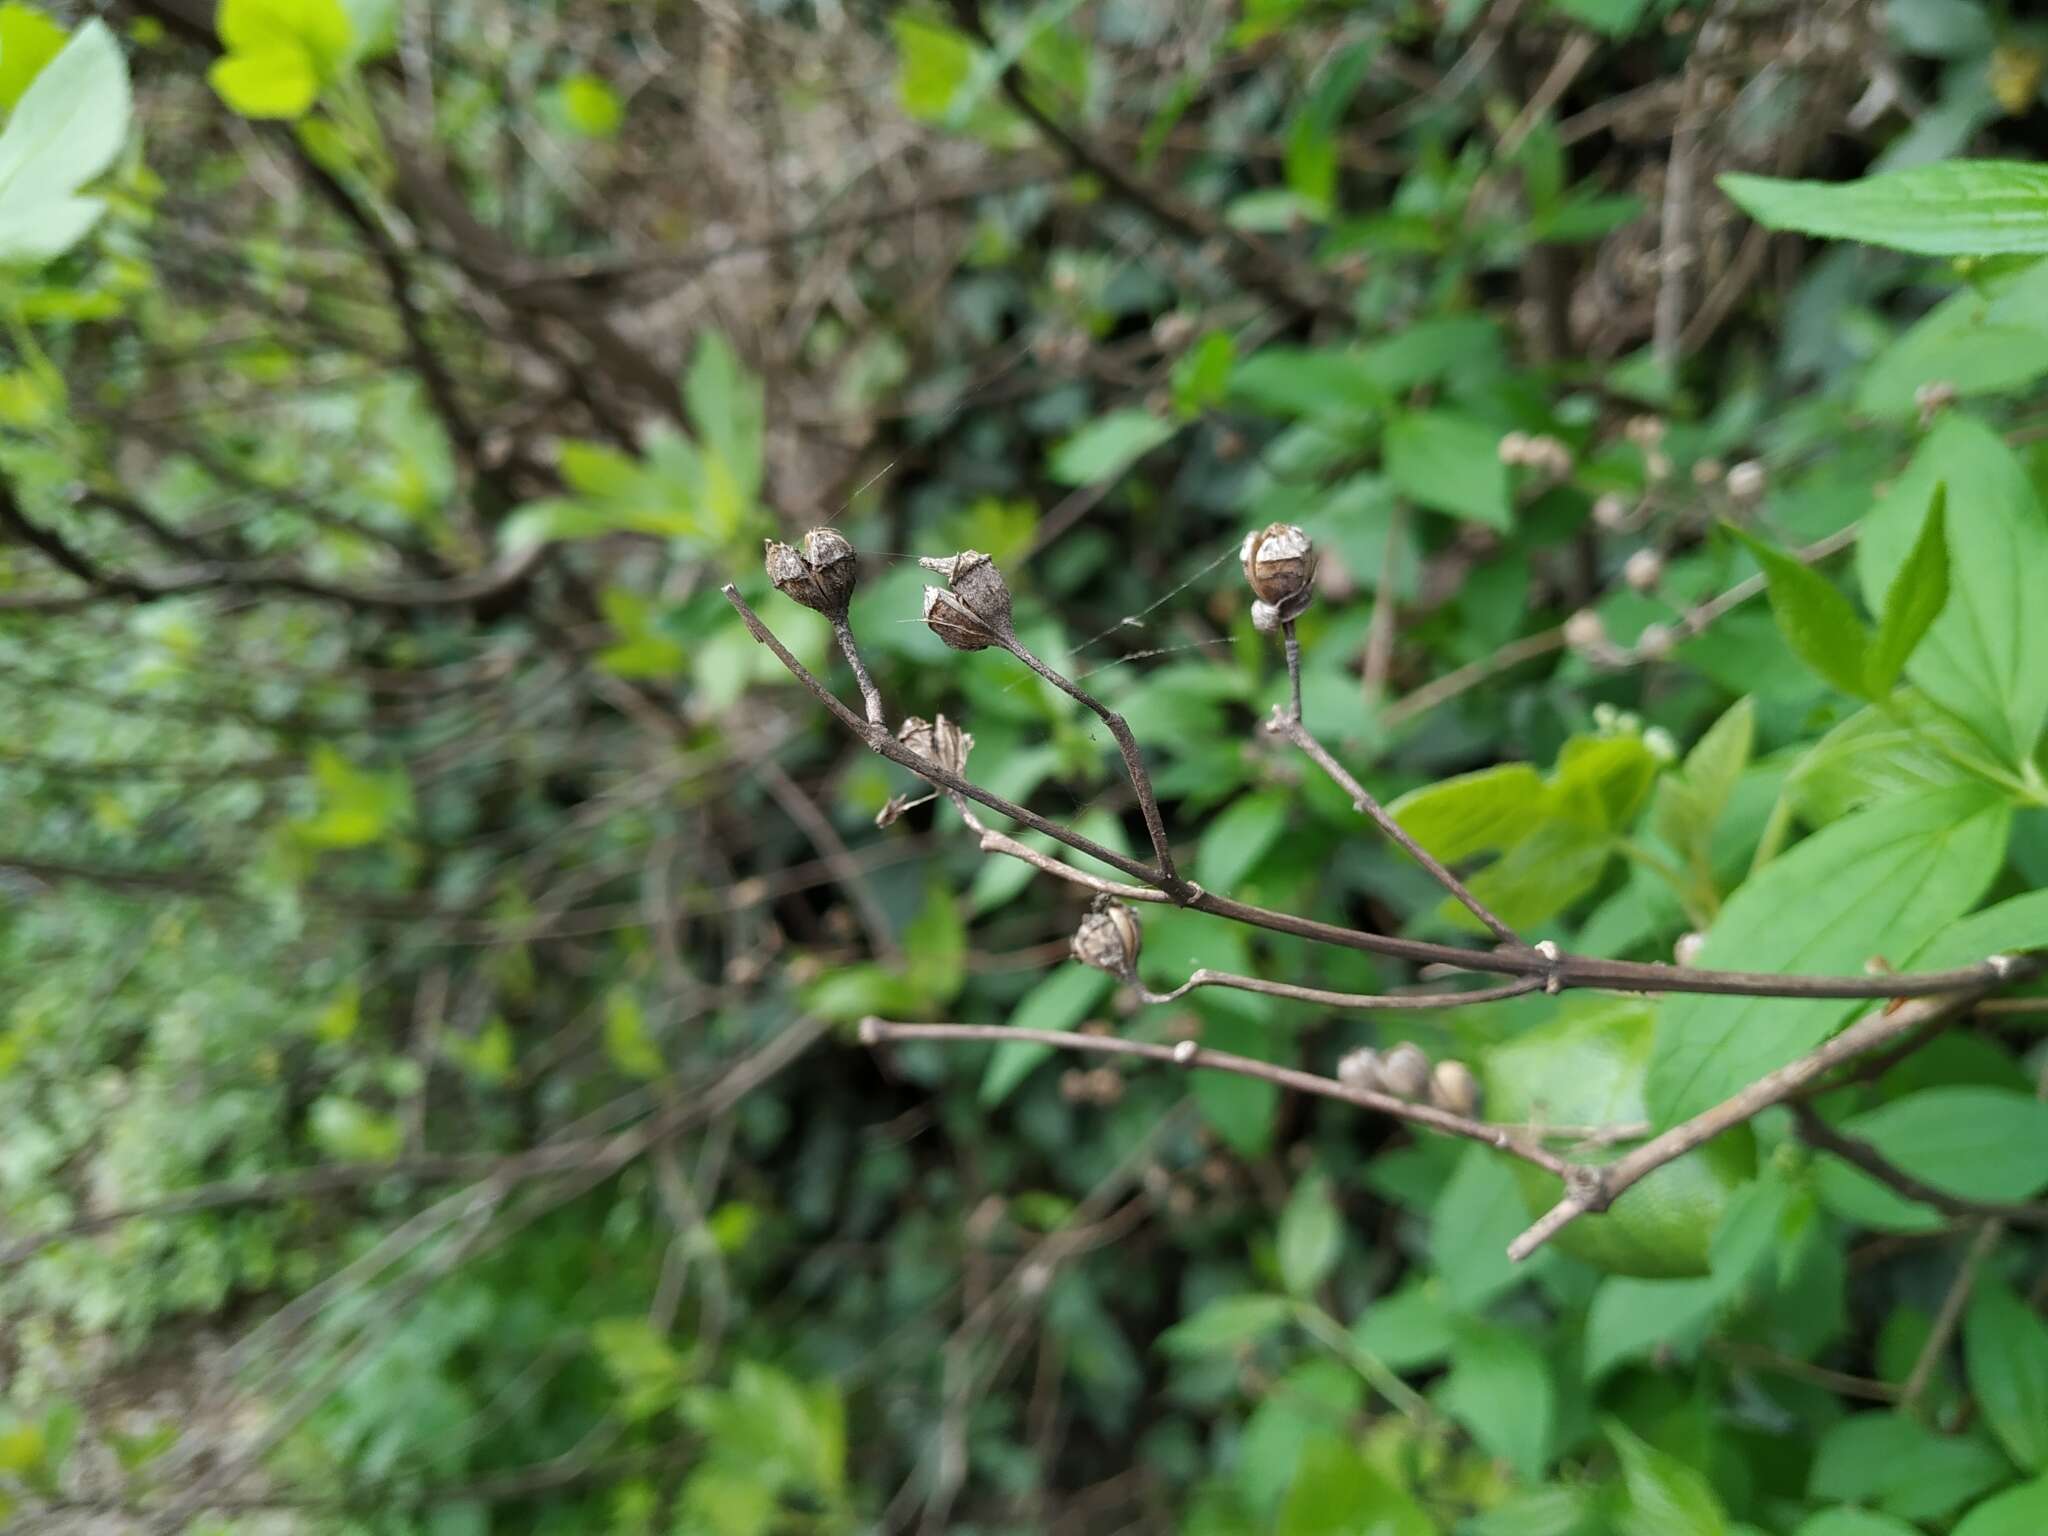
[1380,1041,1430,1100]
[897,714,974,776]
[1428,1059,1481,1118]
[763,527,859,620]
[919,550,1015,651]
[1071,899,1142,978]
[1240,523,1315,621]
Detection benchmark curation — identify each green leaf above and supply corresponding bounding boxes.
[1965,1277,2048,1471]
[1721,161,2048,256]
[604,989,665,1079]
[1855,414,2048,765]
[1912,887,2048,968]
[0,4,65,112]
[210,0,353,119]
[1647,787,2009,1126]
[684,331,764,512]
[1954,1478,2048,1536]
[1431,1146,1534,1311]
[1384,410,1512,529]
[1276,1435,1433,1536]
[1726,523,1872,699]
[1170,331,1235,418]
[1158,1293,1294,1356]
[1282,39,1374,213]
[1857,260,2048,418]
[1389,763,1547,862]
[309,1096,401,1162]
[1193,1010,1280,1156]
[1607,1418,1726,1536]
[979,964,1112,1106]
[0,18,130,262]
[1048,410,1177,486]
[1866,483,1950,695]
[1442,1322,1554,1481]
[1654,698,1755,860]
[1810,1413,2013,1521]
[1549,0,1651,35]
[1585,1277,1720,1379]
[1195,789,1291,891]
[901,883,966,1005]
[553,72,622,138]
[1276,1173,1341,1296]
[1794,1512,1925,1536]
[1842,1087,2048,1202]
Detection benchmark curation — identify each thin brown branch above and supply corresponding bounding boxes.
[1507,978,2029,1262]
[1902,1219,2004,1414]
[1791,1104,2048,1229]
[1137,969,1542,1012]
[727,584,2027,1004]
[858,1017,1576,1178]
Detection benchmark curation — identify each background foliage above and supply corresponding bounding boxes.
[4,1,2048,1532]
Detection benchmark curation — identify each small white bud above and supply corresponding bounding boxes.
[1692,456,1726,488]
[1337,1047,1383,1093]
[1675,931,1708,967]
[1624,548,1664,593]
[1636,623,1675,661]
[1625,414,1666,447]
[1498,430,1533,466]
[1726,460,1766,500]
[1564,608,1607,653]
[1643,726,1678,762]
[1172,1039,1199,1064]
[1380,1042,1431,1100]
[1592,493,1631,531]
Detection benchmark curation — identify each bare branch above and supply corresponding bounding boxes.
[1137,969,1542,1012]
[858,1017,1577,1179]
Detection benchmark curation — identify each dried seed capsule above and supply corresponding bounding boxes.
[763,527,859,620]
[897,714,973,775]
[1336,1047,1383,1093]
[1428,1060,1480,1117]
[1380,1042,1430,1100]
[1071,900,1142,978]
[1240,523,1315,621]
[919,550,1015,643]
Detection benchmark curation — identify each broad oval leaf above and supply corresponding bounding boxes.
[1647,787,2009,1127]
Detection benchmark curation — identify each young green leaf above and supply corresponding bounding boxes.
[1866,483,1950,695]
[1953,1478,2048,1536]
[1276,1173,1341,1296]
[1048,410,1177,486]
[1726,523,1873,699]
[1721,160,2048,256]
[1964,1277,2048,1471]
[1442,1322,1555,1480]
[1607,1418,1726,1536]
[1158,1293,1295,1356]
[1856,414,2048,766]
[0,18,131,262]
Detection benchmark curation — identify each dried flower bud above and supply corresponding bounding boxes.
[1675,931,1707,967]
[920,549,1015,650]
[1085,1066,1124,1105]
[1071,899,1142,978]
[1915,379,1957,427]
[1725,460,1766,501]
[764,527,858,620]
[1564,608,1607,654]
[1060,1068,1090,1103]
[1635,622,1675,661]
[1624,548,1664,593]
[897,714,973,776]
[1691,456,1726,488]
[1380,1042,1430,1100]
[1241,523,1315,615]
[1337,1047,1383,1094]
[1429,1059,1480,1117]
[1625,415,1666,448]
[1498,430,1533,465]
